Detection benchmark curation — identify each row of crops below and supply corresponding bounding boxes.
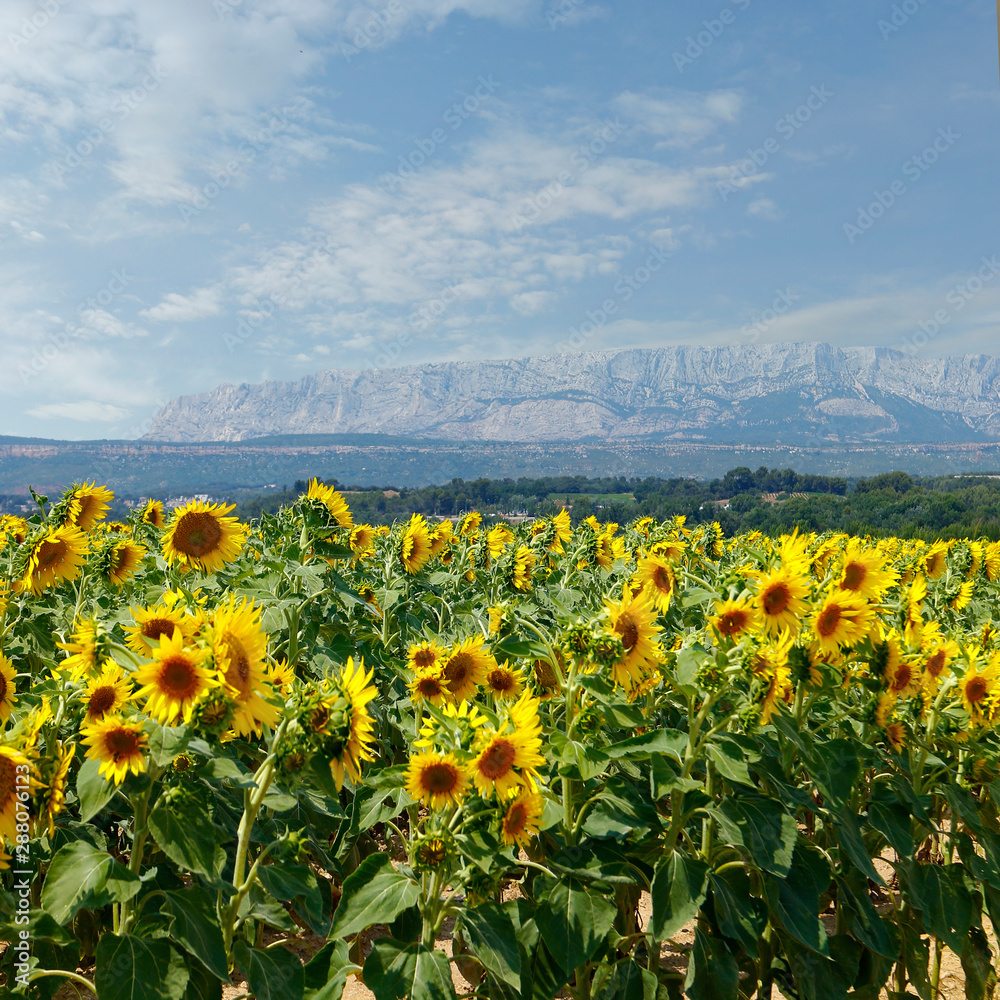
[1,479,999,999]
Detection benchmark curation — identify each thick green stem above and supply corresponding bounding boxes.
[120,783,152,930]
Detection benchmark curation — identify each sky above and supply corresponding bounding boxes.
[1,0,998,441]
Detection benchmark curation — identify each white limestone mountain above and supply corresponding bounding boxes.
[146,343,1000,445]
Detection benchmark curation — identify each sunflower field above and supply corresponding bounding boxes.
[2,479,1000,999]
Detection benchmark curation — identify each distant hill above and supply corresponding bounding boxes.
[146,343,1000,445]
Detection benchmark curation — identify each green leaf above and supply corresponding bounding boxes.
[809,739,862,809]
[257,864,328,935]
[95,934,190,1000]
[145,722,193,768]
[163,887,229,981]
[581,775,660,839]
[41,841,141,924]
[594,959,658,1000]
[234,941,305,1000]
[650,755,702,800]
[548,842,636,885]
[605,729,687,761]
[713,796,797,877]
[834,808,884,885]
[650,852,709,940]
[706,737,754,787]
[147,788,219,878]
[303,940,360,1000]
[76,758,122,823]
[835,871,896,959]
[764,843,831,956]
[363,939,456,1000]
[961,926,996,1000]
[783,935,861,1000]
[684,928,738,1000]
[329,852,420,940]
[182,964,223,1000]
[867,799,915,857]
[534,876,617,972]
[904,861,974,953]
[708,868,765,957]
[460,900,521,990]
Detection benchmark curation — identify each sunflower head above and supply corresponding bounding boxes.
[405,751,469,810]
[140,499,166,529]
[500,790,545,848]
[162,500,245,574]
[303,479,354,530]
[81,715,148,785]
[59,482,114,531]
[0,656,17,725]
[17,524,89,595]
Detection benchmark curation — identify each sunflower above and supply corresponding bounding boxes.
[511,546,537,591]
[634,554,677,615]
[414,699,488,751]
[649,536,687,562]
[604,586,662,695]
[41,742,75,837]
[124,602,195,655]
[752,565,811,636]
[56,619,106,680]
[305,479,354,529]
[400,514,433,575]
[500,790,545,848]
[985,542,1000,582]
[81,662,133,721]
[441,637,494,702]
[484,661,524,701]
[18,525,89,595]
[429,520,454,558]
[549,509,572,553]
[104,540,146,586]
[921,636,960,690]
[711,599,762,641]
[80,715,148,785]
[488,605,508,635]
[959,653,1000,726]
[405,751,469,810]
[211,595,279,738]
[409,668,449,707]
[140,499,166,528]
[837,542,899,600]
[760,663,793,725]
[904,575,927,648]
[810,591,875,655]
[884,652,922,699]
[134,630,216,725]
[633,516,655,538]
[884,720,906,753]
[349,524,377,558]
[487,525,515,563]
[0,745,32,844]
[407,640,447,674]
[267,659,296,696]
[162,500,245,573]
[471,691,544,797]
[950,581,975,611]
[458,512,482,537]
[327,657,378,792]
[0,656,16,725]
[923,541,949,579]
[64,482,114,530]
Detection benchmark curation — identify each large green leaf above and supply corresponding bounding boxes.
[41,841,141,924]
[182,964,223,1000]
[835,872,895,959]
[604,729,687,761]
[809,739,862,809]
[649,851,709,940]
[961,926,996,1000]
[764,843,831,956]
[95,934,190,1000]
[708,868,765,957]
[234,941,305,1000]
[867,799,914,857]
[147,788,219,878]
[834,808,884,885]
[162,887,229,981]
[303,940,361,1000]
[459,900,521,989]
[76,758,122,823]
[534,876,617,973]
[363,939,456,1000]
[581,775,660,839]
[684,928,738,1000]
[257,864,328,935]
[329,852,420,940]
[594,959,658,1000]
[712,796,797,877]
[904,861,974,953]
[783,935,861,1000]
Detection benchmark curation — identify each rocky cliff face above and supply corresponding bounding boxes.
[146,343,1000,444]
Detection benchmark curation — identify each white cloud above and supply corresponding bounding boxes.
[26,401,129,422]
[141,287,222,322]
[746,197,782,221]
[614,90,743,148]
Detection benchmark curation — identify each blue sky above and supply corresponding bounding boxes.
[1,0,997,440]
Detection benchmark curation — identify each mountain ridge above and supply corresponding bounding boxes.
[146,343,1000,445]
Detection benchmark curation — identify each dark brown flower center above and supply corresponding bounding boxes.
[106,727,140,760]
[423,762,460,794]
[159,656,199,698]
[842,562,866,591]
[763,583,791,616]
[88,686,117,718]
[615,613,639,651]
[816,606,842,638]
[175,512,222,556]
[478,739,516,780]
